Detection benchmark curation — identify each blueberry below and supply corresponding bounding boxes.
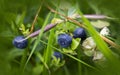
[53,52,62,59]
[58,34,72,48]
[73,28,86,40]
[13,36,28,49]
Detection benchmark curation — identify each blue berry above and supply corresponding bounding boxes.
[73,28,86,40]
[13,36,28,49]
[58,34,72,48]
[53,52,62,59]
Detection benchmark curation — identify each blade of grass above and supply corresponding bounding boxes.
[42,7,58,75]
[42,27,55,75]
[77,45,82,75]
[44,29,54,63]
[23,12,52,71]
[35,52,50,74]
[64,66,70,75]
[77,8,120,72]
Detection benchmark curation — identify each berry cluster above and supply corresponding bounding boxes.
[57,28,86,48]
[13,28,86,49]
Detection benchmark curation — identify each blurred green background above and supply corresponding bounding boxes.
[0,0,120,75]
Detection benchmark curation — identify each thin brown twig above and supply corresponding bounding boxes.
[100,35,120,49]
[29,2,43,34]
[46,4,87,29]
[46,5,120,49]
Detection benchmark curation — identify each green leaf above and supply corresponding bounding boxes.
[91,20,110,29]
[51,18,63,24]
[63,48,77,55]
[43,28,54,64]
[71,38,81,50]
[62,38,80,55]
[19,24,26,32]
[19,24,30,35]
[68,7,76,17]
[84,49,94,57]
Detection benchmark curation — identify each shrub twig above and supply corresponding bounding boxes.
[29,1,43,34]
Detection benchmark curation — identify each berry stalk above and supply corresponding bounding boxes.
[26,23,59,39]
[77,14,109,19]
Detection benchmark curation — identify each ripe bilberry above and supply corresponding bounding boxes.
[58,34,72,48]
[53,52,62,59]
[13,36,28,49]
[73,28,86,40]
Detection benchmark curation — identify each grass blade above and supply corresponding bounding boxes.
[43,29,54,64]
[77,8,120,73]
[42,27,55,75]
[23,12,52,71]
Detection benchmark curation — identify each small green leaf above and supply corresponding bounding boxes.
[71,38,81,50]
[84,49,95,57]
[19,24,25,32]
[61,38,80,55]
[100,27,110,36]
[55,31,65,36]
[93,51,105,61]
[51,18,63,24]
[68,7,77,17]
[51,56,65,68]
[19,24,30,35]
[63,48,77,55]
[91,20,110,28]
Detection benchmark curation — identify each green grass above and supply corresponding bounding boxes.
[22,12,52,73]
[78,9,120,73]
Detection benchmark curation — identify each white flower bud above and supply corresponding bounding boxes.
[82,37,96,50]
[93,51,105,61]
[100,27,110,36]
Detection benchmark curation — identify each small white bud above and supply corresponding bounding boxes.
[100,27,110,36]
[82,37,96,50]
[93,51,105,61]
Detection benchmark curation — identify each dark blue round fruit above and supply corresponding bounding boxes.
[58,34,72,48]
[53,52,62,59]
[73,28,86,40]
[13,36,28,49]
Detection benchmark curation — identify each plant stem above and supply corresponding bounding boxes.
[29,0,44,33]
[100,35,120,49]
[76,14,112,19]
[26,23,58,38]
